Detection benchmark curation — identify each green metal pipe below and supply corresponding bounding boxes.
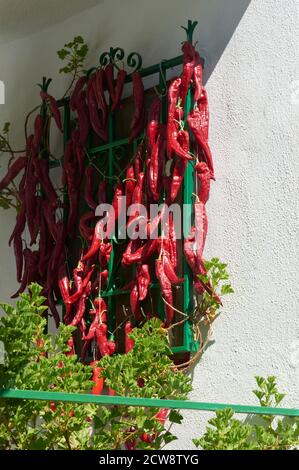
[0,390,298,417]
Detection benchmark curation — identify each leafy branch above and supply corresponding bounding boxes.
[193,376,299,450]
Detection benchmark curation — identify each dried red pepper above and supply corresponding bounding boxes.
[111,69,127,113]
[136,264,150,301]
[40,91,63,132]
[129,72,145,143]
[180,41,196,107]
[79,211,96,242]
[169,129,189,202]
[94,68,108,130]
[104,63,115,103]
[86,74,108,142]
[0,157,27,191]
[33,158,58,207]
[125,321,134,353]
[70,281,91,326]
[187,100,214,178]
[155,259,173,327]
[124,164,135,208]
[84,166,97,210]
[194,161,211,204]
[70,76,86,111]
[130,282,142,322]
[13,234,23,283]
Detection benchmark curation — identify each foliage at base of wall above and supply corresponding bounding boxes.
[193,377,299,450]
[0,284,191,450]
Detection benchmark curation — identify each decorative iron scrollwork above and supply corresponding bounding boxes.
[99,47,142,73]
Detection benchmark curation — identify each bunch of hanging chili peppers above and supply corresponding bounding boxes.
[1,38,221,375]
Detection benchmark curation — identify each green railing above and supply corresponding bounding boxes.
[1,390,298,417]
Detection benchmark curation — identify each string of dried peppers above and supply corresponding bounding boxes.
[0,35,221,368]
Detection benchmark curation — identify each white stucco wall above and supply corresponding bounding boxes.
[0,0,298,449]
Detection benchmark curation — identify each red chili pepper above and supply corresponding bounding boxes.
[76,90,90,145]
[194,200,208,259]
[12,249,40,299]
[95,323,111,357]
[30,195,42,246]
[193,61,203,104]
[9,197,26,246]
[79,211,96,241]
[156,126,166,198]
[111,182,124,224]
[38,213,53,279]
[99,241,112,268]
[160,252,183,285]
[125,321,134,353]
[104,63,115,103]
[127,173,144,232]
[130,282,142,322]
[90,362,104,395]
[33,158,58,207]
[197,88,209,141]
[187,104,214,179]
[184,226,197,273]
[155,259,173,327]
[180,41,196,107]
[84,167,97,210]
[94,68,108,129]
[84,299,107,341]
[91,270,109,295]
[40,91,63,132]
[0,157,27,191]
[50,220,66,272]
[70,281,91,326]
[97,180,107,205]
[168,213,178,270]
[68,265,95,305]
[141,238,158,263]
[66,336,75,356]
[140,433,153,444]
[70,76,86,111]
[64,141,80,237]
[82,218,106,262]
[194,161,211,204]
[137,264,150,301]
[111,69,127,113]
[134,143,143,175]
[155,408,169,425]
[86,74,108,142]
[13,234,23,283]
[168,120,192,161]
[71,131,85,179]
[32,114,44,156]
[147,97,161,151]
[169,129,189,202]
[148,134,161,202]
[147,204,166,240]
[122,239,143,266]
[58,262,72,322]
[41,200,58,240]
[107,341,116,355]
[167,77,181,159]
[24,163,37,244]
[125,164,135,208]
[129,72,145,143]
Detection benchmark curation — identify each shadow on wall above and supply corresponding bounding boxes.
[196,0,251,82]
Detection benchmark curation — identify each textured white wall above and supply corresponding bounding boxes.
[0,0,298,449]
